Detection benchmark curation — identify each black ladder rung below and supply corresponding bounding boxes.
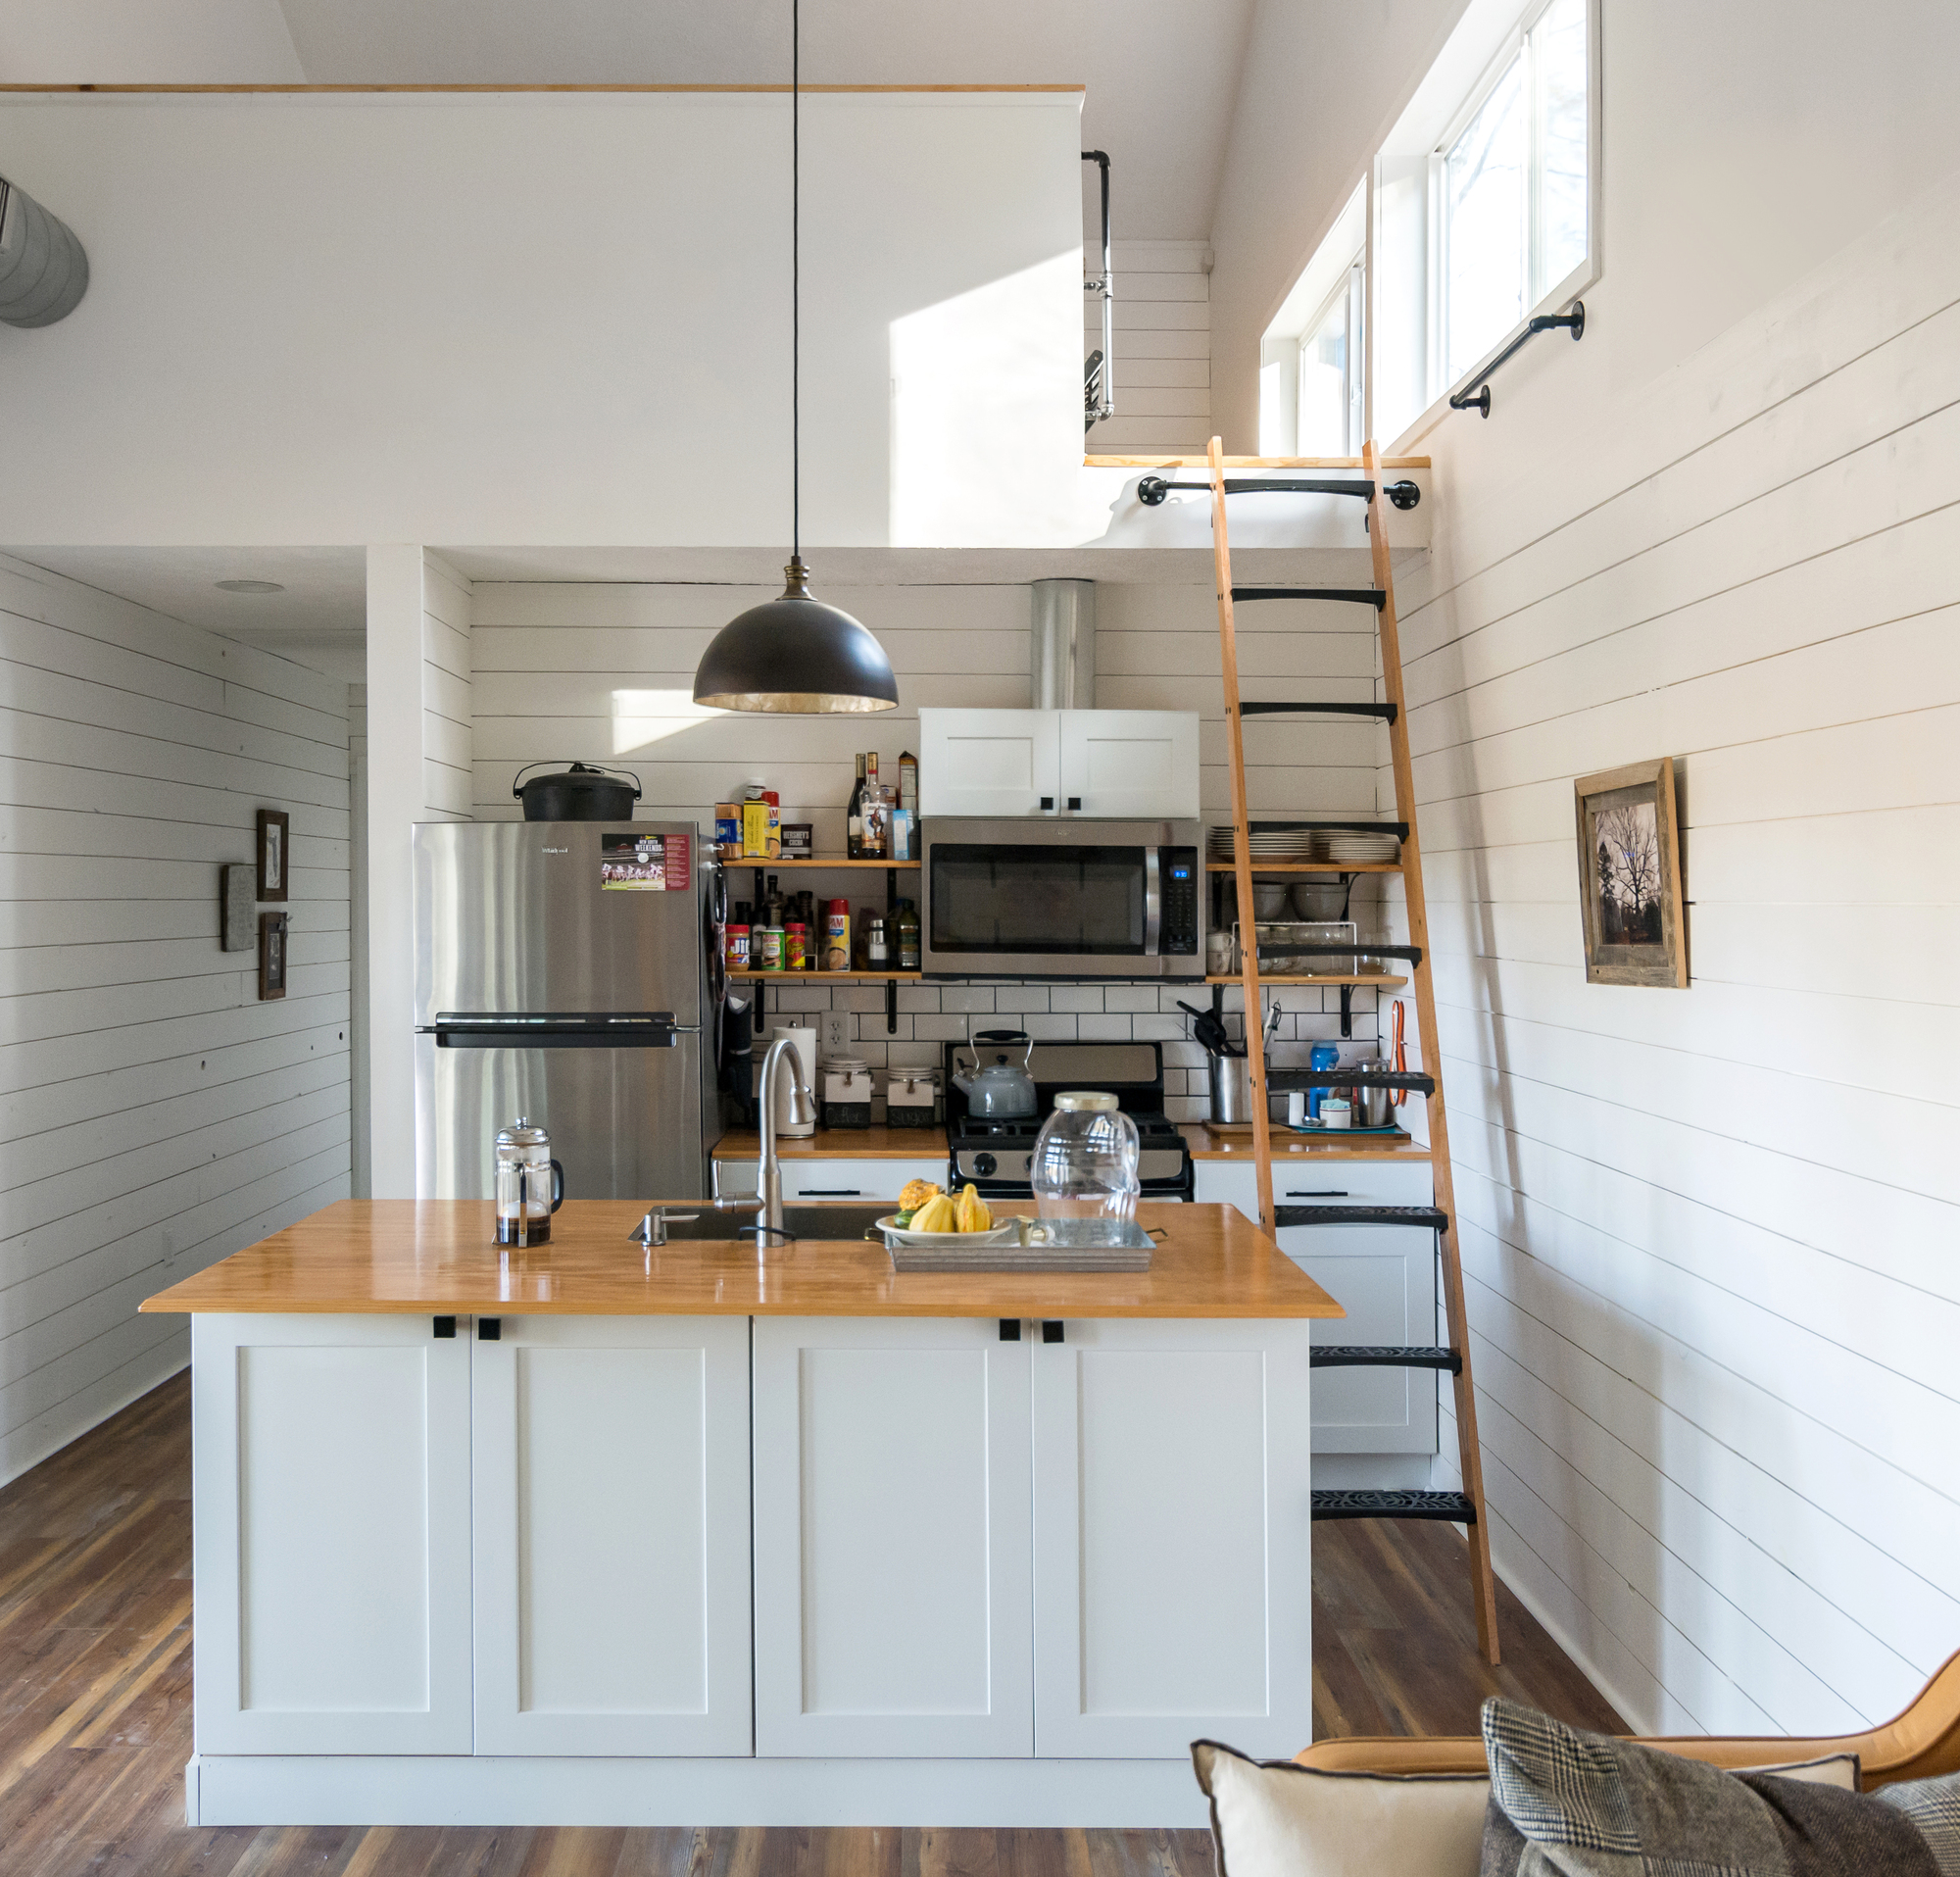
[1232,819,1410,839]
[1264,1068,1436,1096]
[1239,700,1398,722]
[1275,1205,1448,1231]
[1311,1344,1462,1374]
[1312,1489,1477,1524]
[1231,586,1388,612]
[1140,475,1374,505]
[1256,942,1421,964]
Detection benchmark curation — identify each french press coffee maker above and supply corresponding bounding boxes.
[494,1116,564,1247]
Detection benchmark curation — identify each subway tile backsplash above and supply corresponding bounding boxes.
[731,976,1389,1123]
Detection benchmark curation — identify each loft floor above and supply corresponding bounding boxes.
[0,1372,1624,1877]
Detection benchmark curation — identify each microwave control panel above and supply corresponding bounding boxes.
[1160,848,1200,955]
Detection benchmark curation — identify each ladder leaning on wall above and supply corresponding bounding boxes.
[1189,433,1502,1665]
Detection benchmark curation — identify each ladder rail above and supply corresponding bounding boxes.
[1362,438,1502,1665]
[1207,437,1276,1232]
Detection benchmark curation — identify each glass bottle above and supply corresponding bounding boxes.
[895,898,921,971]
[1031,1091,1141,1222]
[846,754,866,858]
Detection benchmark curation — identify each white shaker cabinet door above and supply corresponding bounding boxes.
[1031,1318,1315,1759]
[471,1314,753,1755]
[192,1313,473,1754]
[1056,710,1200,819]
[916,708,1060,816]
[752,1316,1032,1757]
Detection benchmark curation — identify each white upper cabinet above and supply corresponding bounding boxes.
[919,710,1199,820]
[471,1315,754,1756]
[751,1315,1034,1758]
[1057,710,1201,818]
[191,1313,474,1756]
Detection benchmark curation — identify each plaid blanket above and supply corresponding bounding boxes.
[1480,1697,1960,1876]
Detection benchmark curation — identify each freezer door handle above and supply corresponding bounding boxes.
[426,1012,692,1049]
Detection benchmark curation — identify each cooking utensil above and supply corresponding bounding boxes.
[1177,1000,1238,1057]
[951,1029,1038,1118]
[513,762,643,820]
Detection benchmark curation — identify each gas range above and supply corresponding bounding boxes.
[942,1040,1194,1201]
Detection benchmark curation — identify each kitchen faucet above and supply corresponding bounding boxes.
[754,1032,818,1241]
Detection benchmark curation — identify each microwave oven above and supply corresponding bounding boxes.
[919,816,1205,980]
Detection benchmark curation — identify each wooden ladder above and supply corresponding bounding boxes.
[1206,435,1501,1664]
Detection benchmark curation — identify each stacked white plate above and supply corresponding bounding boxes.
[1326,830,1401,864]
[1209,828,1321,862]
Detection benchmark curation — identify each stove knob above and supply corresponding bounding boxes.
[974,1152,997,1178]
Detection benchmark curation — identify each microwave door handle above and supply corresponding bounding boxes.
[1144,847,1162,956]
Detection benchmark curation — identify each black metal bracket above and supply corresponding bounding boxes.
[1340,984,1352,1040]
[1139,474,1418,509]
[1450,300,1585,417]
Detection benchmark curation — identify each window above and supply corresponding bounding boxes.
[1297,259,1364,457]
[1438,0,1591,385]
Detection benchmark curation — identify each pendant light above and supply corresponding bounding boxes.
[692,0,899,715]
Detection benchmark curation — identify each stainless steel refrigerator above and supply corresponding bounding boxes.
[413,820,716,1203]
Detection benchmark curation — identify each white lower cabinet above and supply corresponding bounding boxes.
[192,1313,474,1754]
[751,1315,1033,1757]
[1031,1319,1316,1759]
[471,1315,753,1754]
[1195,1161,1441,1455]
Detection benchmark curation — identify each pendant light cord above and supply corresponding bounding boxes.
[792,0,801,564]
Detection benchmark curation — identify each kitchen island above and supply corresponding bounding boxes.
[142,1200,1340,1829]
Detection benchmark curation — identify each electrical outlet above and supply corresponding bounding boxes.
[820,1011,851,1058]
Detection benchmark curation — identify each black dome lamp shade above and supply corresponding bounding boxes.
[692,0,899,716]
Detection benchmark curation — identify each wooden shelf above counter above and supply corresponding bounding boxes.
[1204,973,1407,988]
[726,969,920,982]
[1205,862,1401,874]
[723,858,919,869]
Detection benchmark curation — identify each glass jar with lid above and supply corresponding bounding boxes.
[1031,1091,1141,1220]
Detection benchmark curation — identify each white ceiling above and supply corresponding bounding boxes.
[0,0,1257,240]
[8,544,368,636]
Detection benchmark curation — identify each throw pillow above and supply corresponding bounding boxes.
[1193,1739,1491,1877]
[1481,1696,1957,1875]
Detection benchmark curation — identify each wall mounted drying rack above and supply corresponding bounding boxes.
[1448,301,1585,418]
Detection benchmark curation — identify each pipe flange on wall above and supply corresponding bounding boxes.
[0,175,89,327]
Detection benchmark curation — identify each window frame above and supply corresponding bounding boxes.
[1295,253,1365,458]
[1419,0,1600,422]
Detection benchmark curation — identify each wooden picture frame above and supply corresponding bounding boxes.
[256,808,289,903]
[1574,759,1689,987]
[258,911,288,1001]
[220,864,257,952]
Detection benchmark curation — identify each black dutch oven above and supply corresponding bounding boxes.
[513,762,643,821]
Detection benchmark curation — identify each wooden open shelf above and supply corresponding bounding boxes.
[727,969,921,982]
[1206,861,1401,874]
[725,857,919,869]
[1204,973,1407,988]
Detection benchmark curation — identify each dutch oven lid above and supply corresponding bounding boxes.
[512,761,643,800]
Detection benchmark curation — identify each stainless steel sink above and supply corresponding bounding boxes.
[631,1204,890,1245]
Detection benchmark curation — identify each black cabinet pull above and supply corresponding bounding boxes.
[1040,796,1054,811]
[1066,797,1082,811]
[432,1315,456,1340]
[478,1316,502,1341]
[1286,1189,1349,1198]
[1042,1320,1065,1344]
[799,1188,862,1197]
[1000,1318,1021,1342]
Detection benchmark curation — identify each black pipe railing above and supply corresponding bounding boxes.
[1448,301,1585,418]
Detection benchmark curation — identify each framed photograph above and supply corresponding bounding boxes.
[258,911,288,1001]
[220,864,257,952]
[1575,760,1688,987]
[256,808,289,902]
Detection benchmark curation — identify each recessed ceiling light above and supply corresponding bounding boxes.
[215,578,284,594]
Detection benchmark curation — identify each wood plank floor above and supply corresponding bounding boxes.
[0,1372,1624,1876]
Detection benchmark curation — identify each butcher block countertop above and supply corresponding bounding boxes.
[711,1125,947,1160]
[138,1199,1345,1321]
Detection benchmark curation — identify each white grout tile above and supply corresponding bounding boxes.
[1018,1013,1078,1041]
[912,1013,977,1041]
[1050,985,1105,1013]
[767,982,834,1013]
[1132,1013,1186,1042]
[1075,1013,1135,1040]
[886,1040,942,1069]
[1164,1095,1208,1122]
[897,985,942,1014]
[939,985,997,1013]
[993,987,1051,1014]
[1104,986,1160,1012]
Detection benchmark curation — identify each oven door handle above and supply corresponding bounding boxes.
[1143,847,1162,956]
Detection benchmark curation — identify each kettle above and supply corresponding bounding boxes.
[952,1030,1038,1119]
[495,1116,565,1248]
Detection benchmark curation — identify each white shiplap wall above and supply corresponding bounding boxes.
[466,577,1386,1112]
[422,556,473,819]
[1391,177,1960,1736]
[1086,240,1213,458]
[0,553,351,1484]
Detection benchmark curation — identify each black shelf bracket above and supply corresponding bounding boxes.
[1450,301,1585,418]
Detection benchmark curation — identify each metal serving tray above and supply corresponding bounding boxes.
[881,1215,1157,1273]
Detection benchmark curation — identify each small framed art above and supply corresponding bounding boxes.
[220,864,257,952]
[258,911,288,1001]
[256,808,289,902]
[1574,760,1688,987]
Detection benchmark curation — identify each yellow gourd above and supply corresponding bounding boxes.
[955,1183,992,1233]
[899,1178,941,1213]
[910,1194,958,1233]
